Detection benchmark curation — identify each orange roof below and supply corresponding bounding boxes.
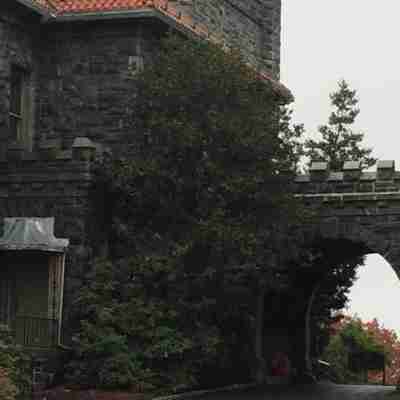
[32,0,168,14]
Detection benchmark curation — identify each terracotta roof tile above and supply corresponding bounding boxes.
[33,0,167,14]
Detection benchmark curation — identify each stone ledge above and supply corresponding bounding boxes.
[295,192,400,201]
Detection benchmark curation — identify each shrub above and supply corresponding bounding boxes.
[0,324,32,398]
[66,258,220,391]
[0,367,18,400]
[67,332,145,390]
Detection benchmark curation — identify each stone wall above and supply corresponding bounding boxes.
[170,0,281,77]
[35,19,162,152]
[294,161,400,275]
[0,139,98,339]
[1,1,283,154]
[0,11,170,154]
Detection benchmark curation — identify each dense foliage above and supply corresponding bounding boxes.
[304,80,376,171]
[67,258,220,391]
[272,237,365,375]
[68,35,303,390]
[0,325,31,399]
[67,36,377,391]
[69,36,377,388]
[323,316,389,383]
[304,239,364,332]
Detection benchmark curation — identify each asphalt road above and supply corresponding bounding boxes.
[198,383,396,400]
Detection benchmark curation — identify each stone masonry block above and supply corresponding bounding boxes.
[377,160,395,181]
[310,161,329,182]
[343,161,361,181]
[328,172,344,182]
[343,161,361,170]
[310,161,329,171]
[72,137,96,161]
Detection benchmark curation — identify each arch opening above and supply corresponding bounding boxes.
[347,253,400,335]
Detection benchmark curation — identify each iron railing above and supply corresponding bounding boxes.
[14,316,59,348]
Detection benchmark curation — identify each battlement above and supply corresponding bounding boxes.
[294,161,400,197]
[293,161,400,266]
[3,137,97,165]
[0,137,99,245]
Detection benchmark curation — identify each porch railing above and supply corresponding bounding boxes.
[14,316,59,348]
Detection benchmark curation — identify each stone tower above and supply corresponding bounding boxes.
[169,0,282,78]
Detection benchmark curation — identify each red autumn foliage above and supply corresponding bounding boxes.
[328,313,352,336]
[362,318,400,385]
[327,315,400,384]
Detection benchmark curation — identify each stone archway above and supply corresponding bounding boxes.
[314,217,400,278]
[294,160,400,278]
[290,219,398,380]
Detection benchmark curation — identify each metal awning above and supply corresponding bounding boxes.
[0,218,69,252]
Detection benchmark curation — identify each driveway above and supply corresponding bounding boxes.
[198,383,396,400]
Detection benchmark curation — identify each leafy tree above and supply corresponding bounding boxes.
[323,316,388,383]
[305,80,376,171]
[71,34,303,389]
[0,368,18,400]
[363,319,400,385]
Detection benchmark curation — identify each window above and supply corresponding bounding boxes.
[9,66,29,143]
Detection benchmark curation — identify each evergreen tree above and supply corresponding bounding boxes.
[279,106,305,173]
[305,80,376,171]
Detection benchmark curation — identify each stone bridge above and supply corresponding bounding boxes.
[293,160,400,275]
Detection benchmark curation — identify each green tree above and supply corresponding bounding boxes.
[71,34,303,390]
[305,80,376,171]
[323,317,387,384]
[0,325,31,399]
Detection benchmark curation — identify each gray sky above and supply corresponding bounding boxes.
[281,1,400,335]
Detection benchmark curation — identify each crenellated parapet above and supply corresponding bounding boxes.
[293,160,400,272]
[0,137,99,251]
[294,160,400,199]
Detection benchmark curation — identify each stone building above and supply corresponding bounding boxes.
[0,0,290,374]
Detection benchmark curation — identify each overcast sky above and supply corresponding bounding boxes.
[281,1,400,335]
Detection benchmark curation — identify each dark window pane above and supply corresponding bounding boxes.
[9,66,26,141]
[10,67,23,115]
[9,115,20,140]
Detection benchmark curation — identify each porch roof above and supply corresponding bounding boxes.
[0,218,69,252]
